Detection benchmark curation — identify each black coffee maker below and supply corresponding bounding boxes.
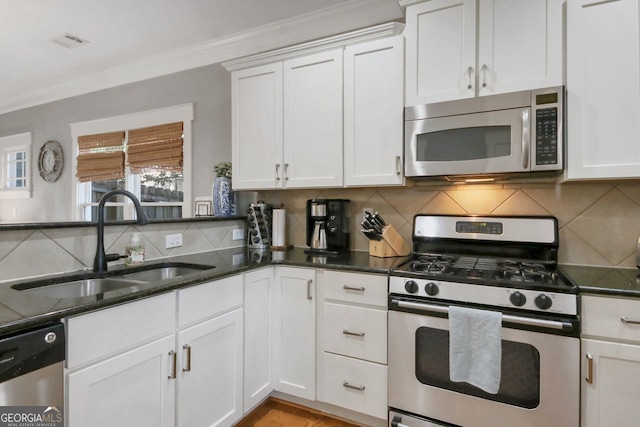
[305,199,350,254]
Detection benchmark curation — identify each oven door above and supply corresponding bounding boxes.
[388,305,579,427]
[404,108,530,178]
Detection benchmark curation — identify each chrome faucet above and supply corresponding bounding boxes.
[94,189,149,272]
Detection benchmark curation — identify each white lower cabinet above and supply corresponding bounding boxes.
[243,267,276,412]
[65,276,244,427]
[274,266,316,400]
[581,295,640,427]
[67,334,176,427]
[177,308,243,427]
[317,270,388,420]
[321,352,387,420]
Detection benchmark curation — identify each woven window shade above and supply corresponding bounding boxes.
[127,122,183,174]
[76,131,125,182]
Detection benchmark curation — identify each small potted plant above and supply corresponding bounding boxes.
[212,162,235,216]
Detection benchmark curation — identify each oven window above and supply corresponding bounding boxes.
[416,126,511,162]
[415,327,540,409]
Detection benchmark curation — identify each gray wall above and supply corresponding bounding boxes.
[0,63,231,222]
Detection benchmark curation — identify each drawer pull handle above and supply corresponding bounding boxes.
[621,317,640,325]
[168,350,177,379]
[307,279,313,300]
[343,285,365,292]
[342,329,365,337]
[343,381,365,391]
[183,344,192,372]
[586,353,593,384]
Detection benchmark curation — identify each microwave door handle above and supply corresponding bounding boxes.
[522,109,530,169]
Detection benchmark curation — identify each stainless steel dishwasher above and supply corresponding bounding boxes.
[0,322,65,406]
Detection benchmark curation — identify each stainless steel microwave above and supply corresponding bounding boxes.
[404,87,564,181]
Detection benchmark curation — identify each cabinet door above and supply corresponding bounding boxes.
[243,268,275,412]
[582,338,640,427]
[231,63,283,189]
[344,36,404,186]
[283,50,343,188]
[405,0,476,105]
[567,0,640,179]
[67,335,175,427]
[477,0,563,96]
[274,267,316,400]
[177,308,243,427]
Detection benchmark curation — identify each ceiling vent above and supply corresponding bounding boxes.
[50,33,89,49]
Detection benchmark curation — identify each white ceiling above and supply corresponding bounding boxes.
[0,0,403,115]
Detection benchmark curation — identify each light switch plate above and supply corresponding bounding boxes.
[165,233,183,249]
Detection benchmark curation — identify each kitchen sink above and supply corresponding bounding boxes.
[12,262,216,299]
[120,266,210,282]
[21,278,145,299]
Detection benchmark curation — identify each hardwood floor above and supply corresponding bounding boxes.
[236,398,361,427]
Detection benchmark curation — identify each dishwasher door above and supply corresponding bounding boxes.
[0,322,65,406]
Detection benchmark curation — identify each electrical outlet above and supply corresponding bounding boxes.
[165,233,183,249]
[232,229,245,241]
[363,207,373,217]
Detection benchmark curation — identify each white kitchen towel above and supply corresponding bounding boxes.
[449,305,502,394]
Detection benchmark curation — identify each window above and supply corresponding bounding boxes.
[71,104,193,221]
[0,132,31,199]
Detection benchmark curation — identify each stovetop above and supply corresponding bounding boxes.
[389,215,579,316]
[395,252,577,294]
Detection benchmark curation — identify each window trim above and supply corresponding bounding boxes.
[70,104,194,220]
[0,132,32,199]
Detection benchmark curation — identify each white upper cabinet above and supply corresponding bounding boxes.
[566,0,640,180]
[283,50,344,188]
[344,35,405,186]
[231,63,283,190]
[404,0,564,106]
[226,23,405,190]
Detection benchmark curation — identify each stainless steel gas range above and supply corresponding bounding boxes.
[388,215,579,427]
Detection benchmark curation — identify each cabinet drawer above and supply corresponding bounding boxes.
[178,275,243,327]
[582,295,640,342]
[322,270,387,307]
[319,352,387,420]
[66,292,176,369]
[323,302,387,364]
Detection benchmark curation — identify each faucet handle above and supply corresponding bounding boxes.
[105,253,123,262]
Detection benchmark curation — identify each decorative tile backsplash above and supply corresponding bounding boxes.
[258,180,640,269]
[0,219,246,283]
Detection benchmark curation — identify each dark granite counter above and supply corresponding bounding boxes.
[560,264,640,298]
[0,247,408,335]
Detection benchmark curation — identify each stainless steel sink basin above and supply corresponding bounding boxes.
[12,262,216,299]
[21,278,144,299]
[120,266,211,282]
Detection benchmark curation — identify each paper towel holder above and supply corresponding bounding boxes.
[271,205,288,251]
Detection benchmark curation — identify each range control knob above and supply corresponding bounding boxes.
[510,291,527,307]
[404,280,419,294]
[535,294,553,310]
[424,282,439,296]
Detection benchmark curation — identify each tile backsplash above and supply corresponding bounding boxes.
[0,219,245,283]
[258,180,640,269]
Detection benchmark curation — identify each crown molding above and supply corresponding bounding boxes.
[222,22,405,72]
[0,0,403,116]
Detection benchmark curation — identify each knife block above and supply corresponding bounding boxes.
[369,225,410,258]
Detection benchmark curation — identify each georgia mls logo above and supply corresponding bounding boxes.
[0,406,63,427]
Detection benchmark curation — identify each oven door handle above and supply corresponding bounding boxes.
[392,299,573,330]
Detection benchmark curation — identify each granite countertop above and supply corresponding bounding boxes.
[0,247,408,335]
[560,264,640,298]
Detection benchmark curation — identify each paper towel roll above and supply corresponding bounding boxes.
[271,208,286,249]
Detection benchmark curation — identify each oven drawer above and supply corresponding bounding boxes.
[323,302,387,364]
[319,352,387,420]
[322,270,387,307]
[582,295,640,343]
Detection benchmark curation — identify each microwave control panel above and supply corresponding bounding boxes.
[535,107,558,165]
